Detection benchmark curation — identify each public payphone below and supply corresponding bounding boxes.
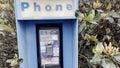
[36,24,63,68]
[14,0,78,68]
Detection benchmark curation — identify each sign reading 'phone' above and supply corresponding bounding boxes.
[18,0,75,19]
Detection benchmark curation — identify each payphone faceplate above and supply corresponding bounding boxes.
[36,24,63,68]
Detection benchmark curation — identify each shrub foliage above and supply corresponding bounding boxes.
[77,0,120,68]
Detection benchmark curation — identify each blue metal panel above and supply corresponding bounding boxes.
[62,21,73,68]
[74,0,79,10]
[14,0,20,19]
[25,23,38,68]
[16,21,28,68]
[73,20,78,68]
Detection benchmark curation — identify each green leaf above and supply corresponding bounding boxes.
[114,53,120,61]
[79,22,86,33]
[105,59,111,63]
[112,12,120,18]
[17,58,23,64]
[90,54,102,64]
[106,28,111,34]
[89,21,98,24]
[94,14,101,22]
[6,59,14,63]
[106,2,112,11]
[106,17,114,23]
[97,9,104,13]
[85,14,95,22]
[109,12,120,18]
[102,60,116,68]
[75,10,79,17]
[0,24,4,30]
[3,24,14,32]
[87,9,95,16]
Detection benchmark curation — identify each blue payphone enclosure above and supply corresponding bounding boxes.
[14,0,78,68]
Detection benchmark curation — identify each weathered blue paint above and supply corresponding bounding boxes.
[14,0,78,68]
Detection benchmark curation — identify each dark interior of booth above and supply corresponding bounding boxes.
[36,24,63,68]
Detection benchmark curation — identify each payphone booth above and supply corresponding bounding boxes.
[14,0,78,68]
